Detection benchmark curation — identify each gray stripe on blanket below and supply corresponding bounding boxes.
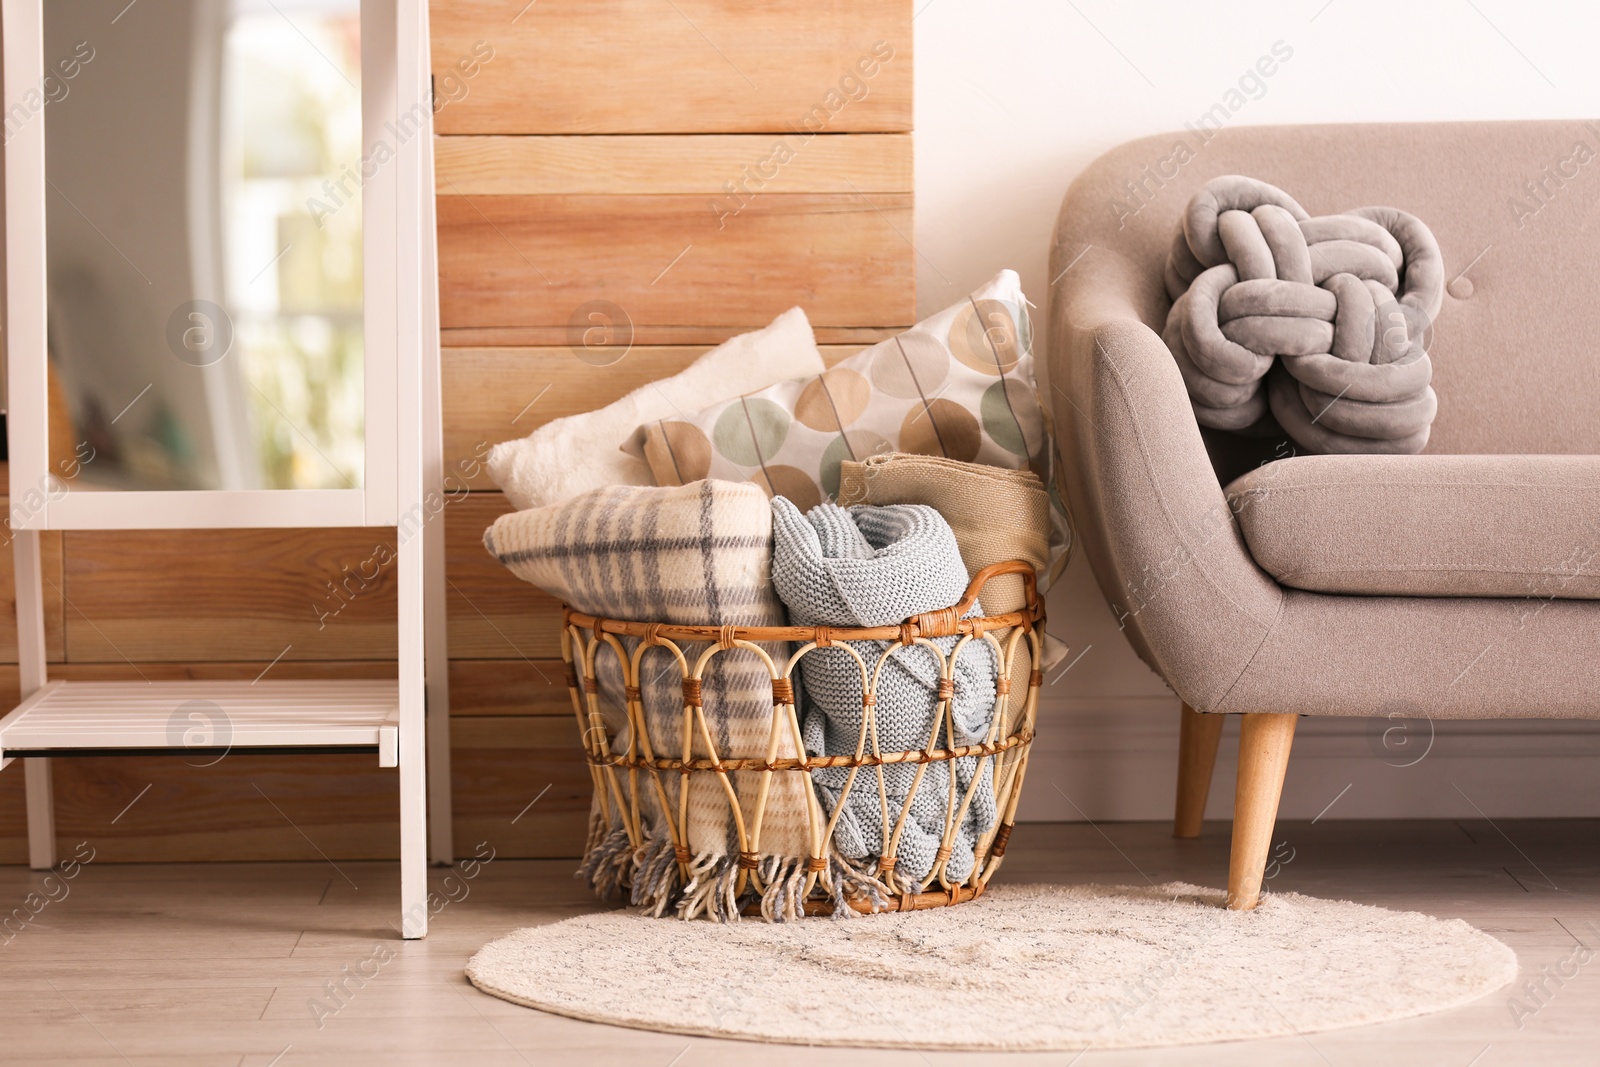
[493,535,770,563]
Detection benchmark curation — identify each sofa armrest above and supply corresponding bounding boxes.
[1047,242,1283,712]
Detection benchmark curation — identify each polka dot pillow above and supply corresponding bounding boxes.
[629,270,1054,516]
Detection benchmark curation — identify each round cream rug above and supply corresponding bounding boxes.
[466,882,1516,1050]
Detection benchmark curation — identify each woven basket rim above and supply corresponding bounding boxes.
[561,559,1045,645]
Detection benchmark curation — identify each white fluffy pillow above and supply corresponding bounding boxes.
[487,307,825,511]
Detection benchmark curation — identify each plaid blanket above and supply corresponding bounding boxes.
[485,480,814,920]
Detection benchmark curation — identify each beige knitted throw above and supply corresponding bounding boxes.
[484,480,813,920]
[837,452,1054,691]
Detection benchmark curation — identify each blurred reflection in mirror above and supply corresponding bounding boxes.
[45,0,364,491]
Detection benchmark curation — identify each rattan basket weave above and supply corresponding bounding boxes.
[561,560,1045,916]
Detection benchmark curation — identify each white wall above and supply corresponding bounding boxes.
[914,0,1600,821]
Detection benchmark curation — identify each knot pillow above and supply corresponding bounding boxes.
[1163,175,1445,454]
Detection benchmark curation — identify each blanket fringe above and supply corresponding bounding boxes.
[576,821,903,923]
[580,830,827,923]
[756,856,809,922]
[629,830,684,917]
[676,852,741,922]
[829,855,891,917]
[576,824,634,901]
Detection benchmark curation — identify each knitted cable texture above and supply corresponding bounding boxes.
[769,498,997,886]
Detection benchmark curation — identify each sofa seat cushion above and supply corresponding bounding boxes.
[1225,454,1600,598]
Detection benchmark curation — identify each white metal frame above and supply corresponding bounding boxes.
[0,0,450,936]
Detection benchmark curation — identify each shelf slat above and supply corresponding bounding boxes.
[0,680,400,759]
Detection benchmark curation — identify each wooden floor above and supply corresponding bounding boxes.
[3,819,1597,1066]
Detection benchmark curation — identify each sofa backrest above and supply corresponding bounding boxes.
[1052,120,1600,457]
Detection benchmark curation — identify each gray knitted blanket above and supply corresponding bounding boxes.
[769,498,998,890]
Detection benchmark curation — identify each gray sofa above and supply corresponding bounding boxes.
[1047,120,1600,908]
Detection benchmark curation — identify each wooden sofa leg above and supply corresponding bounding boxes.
[1227,713,1297,911]
[1173,704,1225,839]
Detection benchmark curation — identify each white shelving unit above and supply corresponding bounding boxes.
[0,0,452,937]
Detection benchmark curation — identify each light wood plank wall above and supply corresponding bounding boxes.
[0,0,914,862]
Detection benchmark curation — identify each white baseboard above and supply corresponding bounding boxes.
[1018,696,1600,822]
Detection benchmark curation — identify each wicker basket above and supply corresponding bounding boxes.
[561,559,1045,916]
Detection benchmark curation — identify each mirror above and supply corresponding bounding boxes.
[43,0,364,492]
